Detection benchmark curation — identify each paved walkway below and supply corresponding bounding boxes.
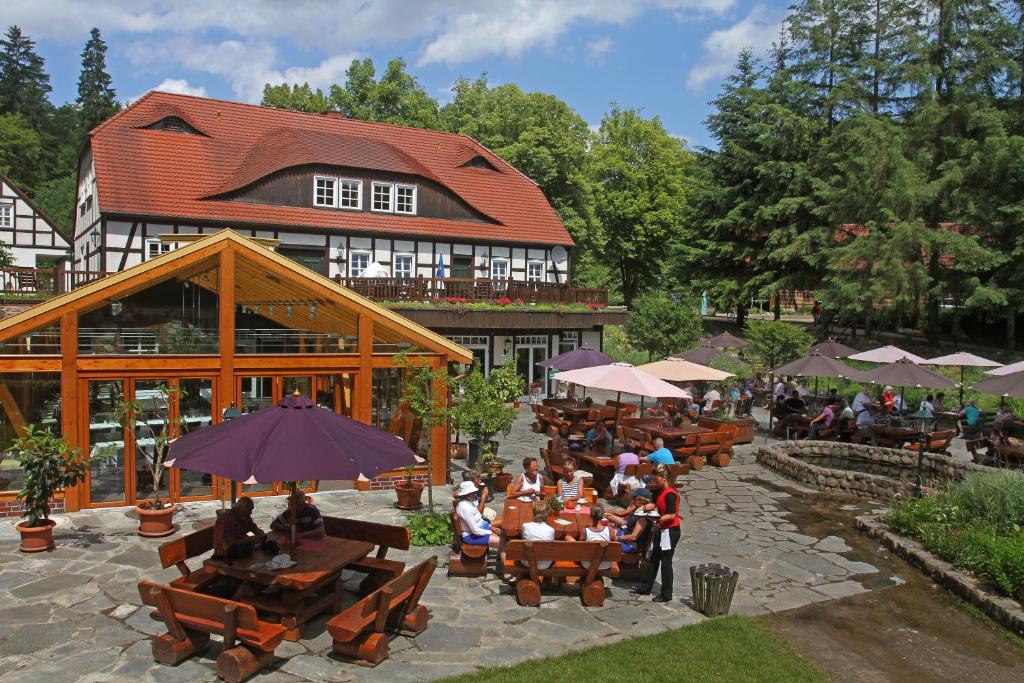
[0,402,904,682]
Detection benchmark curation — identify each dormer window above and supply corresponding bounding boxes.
[461,155,500,171]
[313,176,362,210]
[370,182,417,215]
[371,182,392,212]
[144,115,202,135]
[395,185,416,214]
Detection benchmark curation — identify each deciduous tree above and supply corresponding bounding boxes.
[624,291,703,361]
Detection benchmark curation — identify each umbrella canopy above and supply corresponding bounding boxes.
[537,345,614,371]
[847,345,927,364]
[809,339,858,358]
[972,371,1024,398]
[706,331,749,349]
[636,358,735,383]
[926,352,1001,368]
[772,351,867,381]
[859,357,958,390]
[166,394,417,483]
[986,359,1024,376]
[552,363,690,398]
[358,262,391,278]
[672,344,725,365]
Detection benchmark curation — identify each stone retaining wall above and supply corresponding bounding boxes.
[755,441,985,503]
[857,516,1024,636]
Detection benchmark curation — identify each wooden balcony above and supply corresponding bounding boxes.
[0,267,107,297]
[335,276,608,307]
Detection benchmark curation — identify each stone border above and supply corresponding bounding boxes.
[857,515,1024,637]
[755,441,985,503]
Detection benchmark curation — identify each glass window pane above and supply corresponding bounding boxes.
[372,183,392,212]
[133,380,170,502]
[0,372,61,494]
[314,177,336,207]
[0,326,61,355]
[88,380,126,503]
[240,376,274,492]
[339,179,361,209]
[178,378,214,497]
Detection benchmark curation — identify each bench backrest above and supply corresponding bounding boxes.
[695,432,728,456]
[505,540,621,581]
[157,525,214,574]
[322,516,410,558]
[928,430,955,447]
[327,556,438,643]
[138,580,282,650]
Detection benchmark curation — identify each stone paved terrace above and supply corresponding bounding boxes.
[0,401,912,683]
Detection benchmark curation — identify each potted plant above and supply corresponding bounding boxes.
[453,365,525,470]
[394,464,424,510]
[10,425,86,552]
[112,384,184,537]
[545,495,564,525]
[480,447,513,493]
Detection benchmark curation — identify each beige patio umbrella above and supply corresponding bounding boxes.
[636,358,735,383]
[925,352,1002,406]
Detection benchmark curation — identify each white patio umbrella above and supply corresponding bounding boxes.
[847,345,927,364]
[925,352,1002,406]
[986,359,1024,376]
[358,262,391,277]
[636,358,734,383]
[552,363,690,451]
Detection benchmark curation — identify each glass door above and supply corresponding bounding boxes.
[515,341,549,398]
[86,379,127,505]
[176,378,214,498]
[132,379,170,503]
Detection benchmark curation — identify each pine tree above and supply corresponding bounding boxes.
[0,25,52,128]
[76,27,118,130]
[852,0,929,115]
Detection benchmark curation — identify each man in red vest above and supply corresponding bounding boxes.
[631,463,680,602]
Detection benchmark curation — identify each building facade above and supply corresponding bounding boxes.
[0,171,71,268]
[71,92,624,392]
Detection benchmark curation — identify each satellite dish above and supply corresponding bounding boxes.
[551,246,567,264]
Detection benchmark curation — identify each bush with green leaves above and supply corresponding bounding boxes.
[10,425,86,526]
[624,291,703,361]
[742,320,813,370]
[407,511,453,547]
[884,471,1024,601]
[451,364,524,445]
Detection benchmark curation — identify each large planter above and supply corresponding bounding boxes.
[493,472,513,492]
[136,502,178,537]
[394,481,425,510]
[450,441,469,460]
[16,519,55,553]
[699,416,754,444]
[467,439,499,471]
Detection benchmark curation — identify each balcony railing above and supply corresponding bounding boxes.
[1,267,107,297]
[335,276,608,306]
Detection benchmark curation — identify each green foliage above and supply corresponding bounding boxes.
[76,28,118,131]
[407,511,453,547]
[328,57,440,129]
[0,112,41,191]
[0,25,52,128]
[32,174,76,236]
[10,425,85,526]
[885,471,1024,601]
[743,320,813,370]
[601,324,648,366]
[451,365,524,444]
[261,82,330,113]
[710,353,753,382]
[624,291,703,360]
[112,384,186,506]
[164,321,215,354]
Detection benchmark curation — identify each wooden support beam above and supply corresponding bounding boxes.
[60,311,80,512]
[356,314,373,424]
[219,247,236,415]
[429,355,447,486]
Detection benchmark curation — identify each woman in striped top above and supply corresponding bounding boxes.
[557,458,581,500]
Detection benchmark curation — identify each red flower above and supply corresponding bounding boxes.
[496,297,513,305]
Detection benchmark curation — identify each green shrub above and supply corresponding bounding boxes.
[944,470,1024,530]
[987,533,1024,601]
[408,511,453,547]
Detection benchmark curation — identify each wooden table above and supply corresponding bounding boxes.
[870,425,919,448]
[203,536,373,640]
[499,498,588,539]
[575,452,616,496]
[636,423,710,445]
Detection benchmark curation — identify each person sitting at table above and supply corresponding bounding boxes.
[462,470,497,523]
[784,390,806,415]
[586,420,610,450]
[606,488,651,552]
[455,481,500,548]
[958,399,981,436]
[880,386,896,414]
[519,503,555,569]
[558,458,583,500]
[578,504,617,570]
[853,405,876,444]
[806,401,835,439]
[796,380,810,399]
[934,392,947,412]
[920,394,935,413]
[773,378,787,400]
[609,450,641,497]
[837,398,855,422]
[269,489,324,540]
[852,385,873,414]
[550,422,572,452]
[214,496,268,559]
[993,402,1016,444]
[702,387,721,414]
[508,456,544,501]
[892,392,908,416]
[645,437,675,465]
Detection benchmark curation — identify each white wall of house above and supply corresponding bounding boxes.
[0,177,71,267]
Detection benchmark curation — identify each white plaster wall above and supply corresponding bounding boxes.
[582,330,602,352]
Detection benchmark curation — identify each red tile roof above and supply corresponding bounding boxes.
[88,92,574,246]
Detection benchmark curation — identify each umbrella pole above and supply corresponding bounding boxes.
[960,366,965,407]
[290,481,297,548]
[609,391,622,454]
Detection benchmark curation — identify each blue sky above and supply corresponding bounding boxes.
[10,1,790,149]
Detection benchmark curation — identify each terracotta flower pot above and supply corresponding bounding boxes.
[450,442,469,459]
[16,519,55,553]
[494,472,513,491]
[136,502,178,537]
[394,481,424,510]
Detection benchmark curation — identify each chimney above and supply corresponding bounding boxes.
[322,111,345,119]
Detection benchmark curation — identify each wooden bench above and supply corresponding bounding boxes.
[322,516,409,595]
[501,540,621,607]
[138,580,285,683]
[967,437,995,465]
[449,502,489,577]
[540,447,570,483]
[326,556,437,667]
[618,519,655,582]
[904,430,955,455]
[157,525,221,594]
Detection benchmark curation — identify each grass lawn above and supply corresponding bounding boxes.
[440,615,825,683]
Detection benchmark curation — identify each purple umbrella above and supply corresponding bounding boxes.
[166,393,417,484]
[537,345,613,370]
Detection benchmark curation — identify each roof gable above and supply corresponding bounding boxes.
[87,92,574,246]
[0,170,73,245]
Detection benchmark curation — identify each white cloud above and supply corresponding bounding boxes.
[686,5,782,91]
[153,78,207,98]
[586,37,614,64]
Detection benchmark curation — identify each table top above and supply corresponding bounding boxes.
[500,499,589,539]
[636,423,710,440]
[577,452,616,470]
[204,536,373,591]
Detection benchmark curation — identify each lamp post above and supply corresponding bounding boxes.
[911,406,934,498]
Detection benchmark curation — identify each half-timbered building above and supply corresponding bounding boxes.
[0,171,71,268]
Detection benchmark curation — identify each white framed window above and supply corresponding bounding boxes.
[146,239,172,260]
[559,331,579,355]
[393,253,414,279]
[338,178,362,210]
[395,184,416,214]
[349,251,371,277]
[371,182,393,212]
[490,258,509,281]
[313,176,337,207]
[527,260,544,282]
[0,203,12,228]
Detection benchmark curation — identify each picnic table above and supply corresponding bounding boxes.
[636,422,710,445]
[499,499,589,539]
[870,424,920,448]
[575,451,617,495]
[203,535,373,640]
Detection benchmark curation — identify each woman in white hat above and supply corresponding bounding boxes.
[455,480,500,548]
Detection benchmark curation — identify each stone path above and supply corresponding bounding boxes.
[0,400,905,682]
